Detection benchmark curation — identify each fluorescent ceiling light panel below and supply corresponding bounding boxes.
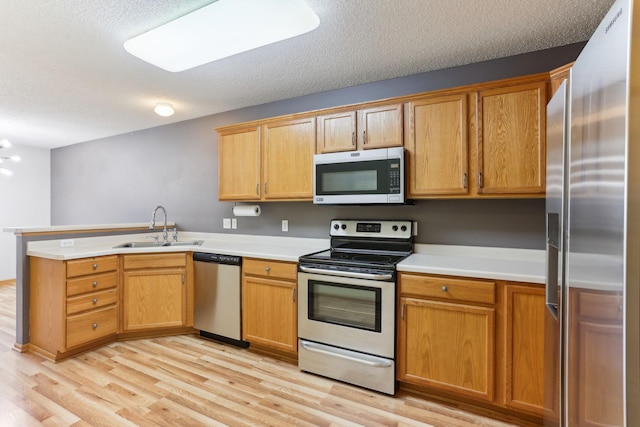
[124,0,320,72]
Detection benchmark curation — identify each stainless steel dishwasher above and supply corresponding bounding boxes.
[193,252,248,348]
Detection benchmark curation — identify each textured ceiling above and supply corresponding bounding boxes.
[0,0,615,149]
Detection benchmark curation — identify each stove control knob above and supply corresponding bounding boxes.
[333,224,340,230]
[392,225,398,231]
[401,225,408,232]
[341,224,347,230]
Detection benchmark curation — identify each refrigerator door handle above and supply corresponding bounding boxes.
[546,212,560,320]
[546,242,559,320]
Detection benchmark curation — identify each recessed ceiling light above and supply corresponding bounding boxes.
[124,0,320,72]
[154,102,175,117]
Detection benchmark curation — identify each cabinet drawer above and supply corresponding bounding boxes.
[67,271,117,296]
[66,305,118,348]
[400,274,495,305]
[67,288,117,315]
[577,290,623,321]
[66,255,118,278]
[243,258,297,281]
[123,253,187,270]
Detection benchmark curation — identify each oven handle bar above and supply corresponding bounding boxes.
[300,340,393,368]
[299,266,393,281]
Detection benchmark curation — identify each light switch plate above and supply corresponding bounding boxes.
[282,219,288,232]
[231,218,237,229]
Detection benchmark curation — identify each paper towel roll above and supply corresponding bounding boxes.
[232,205,261,217]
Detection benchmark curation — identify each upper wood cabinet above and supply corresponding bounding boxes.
[218,72,550,200]
[549,62,573,97]
[262,117,316,200]
[218,126,261,201]
[476,80,547,195]
[316,104,403,153]
[218,118,315,201]
[405,94,469,196]
[316,111,357,153]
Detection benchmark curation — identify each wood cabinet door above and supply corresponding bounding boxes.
[123,268,186,331]
[262,118,315,200]
[476,81,546,195]
[568,289,624,427]
[242,275,297,354]
[316,111,357,153]
[398,297,495,401]
[218,126,261,201]
[357,104,403,149]
[405,94,468,196]
[504,284,545,415]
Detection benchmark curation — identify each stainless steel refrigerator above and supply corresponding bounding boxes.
[544,0,640,425]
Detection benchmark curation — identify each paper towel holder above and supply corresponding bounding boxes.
[232,203,261,217]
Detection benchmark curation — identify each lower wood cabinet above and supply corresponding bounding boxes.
[29,252,193,361]
[568,288,624,427]
[242,258,298,355]
[503,284,545,415]
[398,273,496,401]
[397,272,545,420]
[30,255,119,359]
[122,253,191,332]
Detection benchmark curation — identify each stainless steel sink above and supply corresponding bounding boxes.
[114,240,203,248]
[162,240,204,247]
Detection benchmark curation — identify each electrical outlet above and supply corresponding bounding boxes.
[60,239,74,247]
[223,218,231,229]
[231,218,237,229]
[282,219,289,232]
[413,221,418,236]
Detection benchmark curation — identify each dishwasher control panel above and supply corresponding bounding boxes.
[193,252,242,265]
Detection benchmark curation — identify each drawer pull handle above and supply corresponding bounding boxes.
[265,267,271,272]
[442,286,448,292]
[92,298,98,304]
[92,323,98,329]
[92,281,98,287]
[92,263,98,270]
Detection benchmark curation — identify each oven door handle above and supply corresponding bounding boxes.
[300,340,393,368]
[299,266,393,281]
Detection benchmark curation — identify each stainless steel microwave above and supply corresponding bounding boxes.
[313,147,405,204]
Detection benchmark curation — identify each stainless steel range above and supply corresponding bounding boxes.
[297,219,413,395]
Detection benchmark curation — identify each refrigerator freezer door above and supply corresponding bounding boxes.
[566,0,627,424]
[544,79,569,427]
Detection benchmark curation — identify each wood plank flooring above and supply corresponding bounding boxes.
[0,282,529,426]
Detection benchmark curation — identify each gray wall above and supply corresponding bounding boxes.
[52,43,584,249]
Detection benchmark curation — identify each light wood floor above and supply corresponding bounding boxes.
[0,282,527,426]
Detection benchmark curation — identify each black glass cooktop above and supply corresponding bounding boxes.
[299,248,410,270]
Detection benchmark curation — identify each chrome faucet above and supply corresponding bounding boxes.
[150,205,169,243]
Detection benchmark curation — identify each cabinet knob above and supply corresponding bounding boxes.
[92,323,98,329]
[92,281,98,287]
[92,298,98,304]
[442,286,448,292]
[92,263,98,270]
[265,267,271,272]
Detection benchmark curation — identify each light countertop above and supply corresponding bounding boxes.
[398,244,545,284]
[26,231,547,284]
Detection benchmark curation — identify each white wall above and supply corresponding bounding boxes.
[0,144,50,280]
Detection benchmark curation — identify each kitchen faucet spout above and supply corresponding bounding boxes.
[150,205,169,243]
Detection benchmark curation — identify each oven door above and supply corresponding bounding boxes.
[298,270,395,358]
